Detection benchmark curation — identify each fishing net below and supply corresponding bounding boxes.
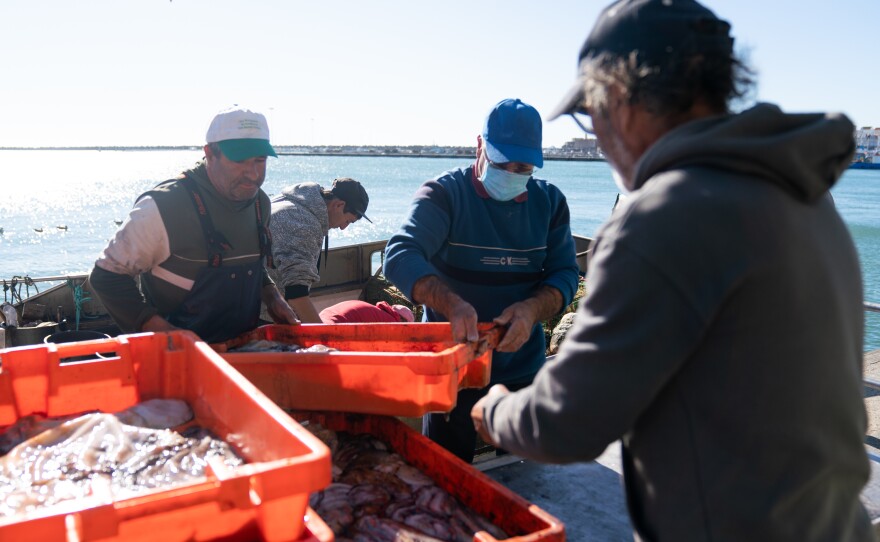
[359,267,424,322]
[543,277,587,351]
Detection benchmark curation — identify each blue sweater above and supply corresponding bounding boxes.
[384,165,579,384]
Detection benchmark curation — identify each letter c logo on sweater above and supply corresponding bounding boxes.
[481,256,529,266]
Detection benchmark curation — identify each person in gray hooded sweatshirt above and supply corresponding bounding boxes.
[269,178,370,322]
[471,0,873,540]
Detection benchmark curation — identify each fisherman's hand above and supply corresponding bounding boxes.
[447,297,479,344]
[267,297,300,325]
[493,301,538,352]
[412,275,478,344]
[141,314,180,333]
[263,284,300,325]
[471,384,510,446]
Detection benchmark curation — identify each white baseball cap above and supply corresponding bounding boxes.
[206,105,277,161]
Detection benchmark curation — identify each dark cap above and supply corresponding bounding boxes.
[330,178,371,223]
[549,0,733,120]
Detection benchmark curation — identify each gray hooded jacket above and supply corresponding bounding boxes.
[484,103,872,541]
[268,182,328,296]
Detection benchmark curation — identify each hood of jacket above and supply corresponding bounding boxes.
[276,182,329,233]
[632,103,855,203]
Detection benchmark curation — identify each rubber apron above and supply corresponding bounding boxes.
[166,177,272,343]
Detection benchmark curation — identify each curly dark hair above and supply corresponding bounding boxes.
[582,48,755,120]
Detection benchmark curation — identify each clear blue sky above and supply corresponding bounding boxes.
[1,1,877,148]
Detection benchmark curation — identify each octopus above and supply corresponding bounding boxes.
[228,339,302,352]
[0,398,194,455]
[0,399,244,517]
[306,424,508,541]
[228,340,338,353]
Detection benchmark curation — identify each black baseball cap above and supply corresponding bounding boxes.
[548,0,733,120]
[330,178,371,223]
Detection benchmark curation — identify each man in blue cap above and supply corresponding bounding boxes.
[90,105,299,343]
[384,98,580,462]
[471,1,872,540]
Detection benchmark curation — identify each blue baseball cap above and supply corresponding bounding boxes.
[482,99,544,168]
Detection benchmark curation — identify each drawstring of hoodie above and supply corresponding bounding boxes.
[321,233,329,270]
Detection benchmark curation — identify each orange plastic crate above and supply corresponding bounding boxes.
[293,411,565,542]
[0,331,332,542]
[299,508,334,542]
[213,323,500,417]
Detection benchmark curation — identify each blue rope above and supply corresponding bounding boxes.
[66,279,92,331]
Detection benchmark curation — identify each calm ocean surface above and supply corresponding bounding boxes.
[1,149,878,351]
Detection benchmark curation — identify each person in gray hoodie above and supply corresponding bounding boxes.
[471,1,873,540]
[269,178,370,322]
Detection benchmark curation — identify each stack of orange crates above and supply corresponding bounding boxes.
[214,321,567,540]
[0,331,332,542]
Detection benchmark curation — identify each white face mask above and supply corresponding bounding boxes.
[480,162,531,201]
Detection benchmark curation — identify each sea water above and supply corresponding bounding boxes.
[1,149,878,350]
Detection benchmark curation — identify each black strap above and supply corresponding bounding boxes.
[180,177,232,268]
[179,176,272,269]
[255,197,274,269]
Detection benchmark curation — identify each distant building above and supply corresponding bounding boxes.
[544,136,602,159]
[856,127,879,153]
[854,127,880,166]
[563,137,599,154]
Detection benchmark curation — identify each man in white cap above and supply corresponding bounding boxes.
[90,105,298,343]
[471,1,871,540]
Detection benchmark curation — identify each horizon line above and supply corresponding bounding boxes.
[0,140,596,152]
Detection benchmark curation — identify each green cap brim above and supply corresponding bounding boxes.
[217,139,277,161]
